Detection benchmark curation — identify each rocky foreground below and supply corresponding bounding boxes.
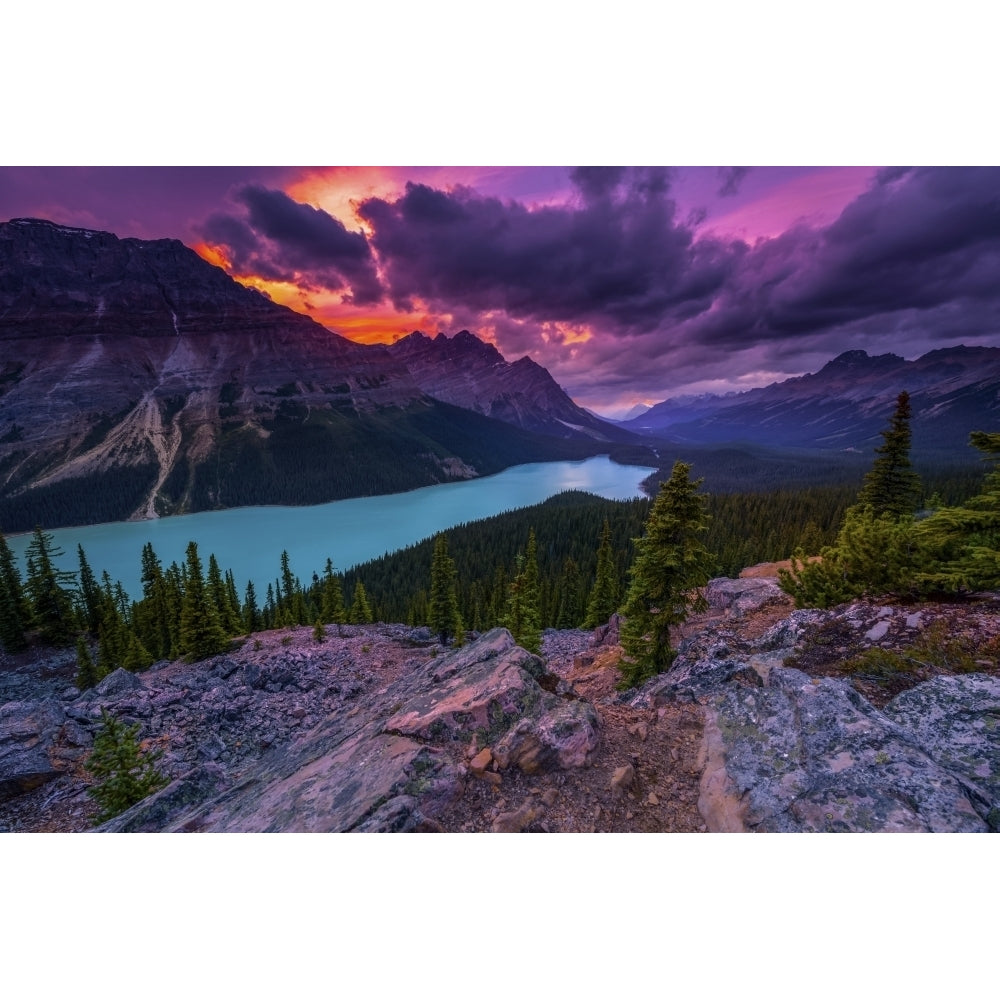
[2,577,999,832]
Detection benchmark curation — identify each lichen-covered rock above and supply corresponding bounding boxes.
[630,633,765,706]
[385,628,596,771]
[493,700,600,773]
[704,577,784,616]
[700,666,997,832]
[99,763,231,832]
[883,675,1000,829]
[0,699,67,801]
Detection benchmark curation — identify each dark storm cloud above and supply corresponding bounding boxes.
[363,166,1000,362]
[716,166,750,197]
[199,186,383,305]
[701,166,1000,345]
[358,168,737,330]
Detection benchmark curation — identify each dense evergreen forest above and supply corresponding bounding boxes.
[1,401,994,696]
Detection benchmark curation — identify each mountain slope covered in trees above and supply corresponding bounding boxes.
[0,219,629,530]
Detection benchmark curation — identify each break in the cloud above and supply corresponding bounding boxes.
[200,185,383,305]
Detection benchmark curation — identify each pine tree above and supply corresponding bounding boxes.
[779,396,926,609]
[243,580,261,633]
[24,526,78,646]
[313,617,326,643]
[584,519,619,628]
[178,541,230,660]
[503,531,541,654]
[121,629,154,672]
[75,635,99,690]
[264,582,277,629]
[207,554,241,634]
[279,550,297,618]
[428,534,464,646]
[914,431,1000,594]
[349,580,373,624]
[856,391,922,518]
[0,530,29,652]
[619,461,715,688]
[555,556,583,629]
[86,710,168,824]
[96,621,119,678]
[76,544,103,634]
[320,559,346,623]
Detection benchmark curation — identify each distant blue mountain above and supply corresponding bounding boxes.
[623,346,1000,456]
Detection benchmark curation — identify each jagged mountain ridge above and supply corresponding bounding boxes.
[0,219,612,529]
[624,346,1000,453]
[387,330,634,442]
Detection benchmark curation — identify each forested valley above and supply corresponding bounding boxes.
[1,430,992,693]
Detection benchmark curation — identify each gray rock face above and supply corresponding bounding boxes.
[629,586,1000,832]
[93,628,598,832]
[0,699,67,801]
[883,675,1000,827]
[700,668,995,832]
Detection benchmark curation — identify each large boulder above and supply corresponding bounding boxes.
[0,699,67,801]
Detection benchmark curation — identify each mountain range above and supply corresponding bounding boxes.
[623,346,1000,456]
[2,216,998,532]
[0,218,637,531]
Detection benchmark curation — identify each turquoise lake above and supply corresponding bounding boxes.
[7,456,654,599]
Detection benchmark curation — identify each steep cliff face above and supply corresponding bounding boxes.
[388,330,634,442]
[0,220,596,528]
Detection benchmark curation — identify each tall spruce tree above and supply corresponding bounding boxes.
[243,580,261,633]
[24,526,78,646]
[584,519,619,628]
[780,392,924,608]
[75,635,100,690]
[207,554,242,634]
[555,556,583,628]
[503,530,541,654]
[856,391,922,518]
[619,461,714,688]
[0,530,29,652]
[76,544,103,634]
[428,534,464,646]
[320,559,346,623]
[178,541,229,660]
[349,580,373,624]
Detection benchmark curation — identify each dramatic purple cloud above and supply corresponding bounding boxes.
[354,166,1000,406]
[2,165,998,410]
[357,168,738,334]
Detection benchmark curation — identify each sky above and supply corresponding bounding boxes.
[3,164,999,416]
